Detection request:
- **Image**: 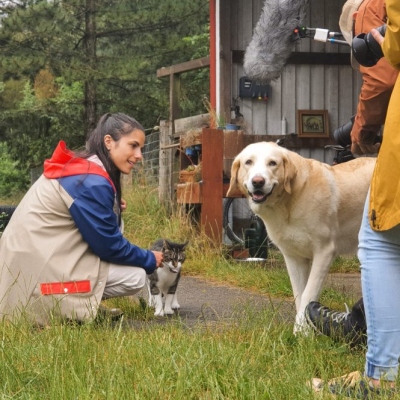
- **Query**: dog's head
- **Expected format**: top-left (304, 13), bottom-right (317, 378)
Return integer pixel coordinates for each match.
top-left (226, 142), bottom-right (297, 205)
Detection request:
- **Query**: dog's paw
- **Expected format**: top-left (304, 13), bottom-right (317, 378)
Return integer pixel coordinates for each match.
top-left (293, 312), bottom-right (313, 336)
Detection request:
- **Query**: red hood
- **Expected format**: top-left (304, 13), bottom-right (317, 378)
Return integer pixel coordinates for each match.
top-left (43, 141), bottom-right (115, 191)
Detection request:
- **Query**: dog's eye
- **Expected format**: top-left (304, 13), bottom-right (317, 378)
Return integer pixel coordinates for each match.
top-left (268, 161), bottom-right (277, 166)
top-left (245, 159), bottom-right (252, 166)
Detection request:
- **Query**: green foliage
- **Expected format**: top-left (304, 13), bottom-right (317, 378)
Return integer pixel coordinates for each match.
top-left (0, 212), bottom-right (8, 231)
top-left (0, 143), bottom-right (30, 196)
top-left (0, 0), bottom-right (210, 189)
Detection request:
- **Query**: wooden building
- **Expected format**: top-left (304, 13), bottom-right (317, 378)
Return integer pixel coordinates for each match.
top-left (212, 0), bottom-right (360, 153)
top-left (158, 0), bottom-right (362, 243)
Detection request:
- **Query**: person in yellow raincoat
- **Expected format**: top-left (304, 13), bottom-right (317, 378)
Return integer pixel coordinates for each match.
top-left (309, 0), bottom-right (400, 396)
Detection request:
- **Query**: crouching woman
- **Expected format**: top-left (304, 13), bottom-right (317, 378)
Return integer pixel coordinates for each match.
top-left (0, 113), bottom-right (163, 325)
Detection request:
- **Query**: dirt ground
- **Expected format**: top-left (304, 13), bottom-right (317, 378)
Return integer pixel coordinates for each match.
top-left (129, 272), bottom-right (362, 329)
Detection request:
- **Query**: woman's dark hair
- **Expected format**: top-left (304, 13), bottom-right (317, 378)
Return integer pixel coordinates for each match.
top-left (77, 113), bottom-right (144, 210)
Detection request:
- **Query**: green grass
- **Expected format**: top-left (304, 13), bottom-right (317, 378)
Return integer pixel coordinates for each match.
top-left (0, 180), bottom-right (381, 399)
top-left (0, 306), bottom-right (369, 399)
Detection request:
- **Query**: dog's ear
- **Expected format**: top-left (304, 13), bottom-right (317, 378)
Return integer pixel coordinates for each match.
top-left (282, 153), bottom-right (297, 194)
top-left (226, 156), bottom-right (242, 197)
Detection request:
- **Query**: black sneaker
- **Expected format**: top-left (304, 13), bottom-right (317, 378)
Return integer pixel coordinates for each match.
top-left (305, 298), bottom-right (367, 347)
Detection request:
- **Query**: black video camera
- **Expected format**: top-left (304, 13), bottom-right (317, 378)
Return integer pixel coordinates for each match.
top-left (333, 116), bottom-right (355, 147)
top-left (352, 24), bottom-right (386, 67)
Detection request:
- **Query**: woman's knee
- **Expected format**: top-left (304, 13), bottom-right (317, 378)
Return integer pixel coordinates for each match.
top-left (122, 267), bottom-right (146, 291)
top-left (134, 268), bottom-right (147, 289)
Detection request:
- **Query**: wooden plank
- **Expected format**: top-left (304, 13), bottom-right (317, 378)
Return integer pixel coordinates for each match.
top-left (325, 0), bottom-right (341, 54)
top-left (310, 65), bottom-right (325, 110)
top-left (223, 130), bottom-right (245, 177)
top-left (156, 56), bottom-right (210, 78)
top-left (170, 73), bottom-right (181, 125)
top-left (249, 0), bottom-right (268, 135)
top-left (338, 65), bottom-right (354, 125)
top-left (219, 0), bottom-right (232, 124)
top-left (296, 64), bottom-right (311, 109)
top-left (176, 183), bottom-right (202, 204)
top-left (282, 65), bottom-right (297, 135)
top-left (309, 0), bottom-right (325, 54)
top-left (266, 74), bottom-right (283, 135)
top-left (201, 129), bottom-right (224, 243)
top-left (324, 65), bottom-right (340, 134)
top-left (174, 114), bottom-right (210, 137)
top-left (241, 0), bottom-right (254, 127)
top-left (242, 0), bottom-right (253, 47)
top-left (231, 0), bottom-right (240, 50)
top-left (242, 134), bottom-right (335, 148)
top-left (252, 99), bottom-right (268, 135)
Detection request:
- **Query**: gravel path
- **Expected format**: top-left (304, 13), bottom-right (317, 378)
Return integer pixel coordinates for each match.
top-left (127, 273), bottom-right (362, 330)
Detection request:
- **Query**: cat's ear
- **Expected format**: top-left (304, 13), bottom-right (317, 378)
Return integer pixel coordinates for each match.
top-left (163, 239), bottom-right (172, 250)
top-left (182, 241), bottom-right (189, 249)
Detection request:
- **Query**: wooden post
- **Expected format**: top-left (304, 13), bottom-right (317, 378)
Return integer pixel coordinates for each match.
top-left (170, 74), bottom-right (181, 136)
top-left (219, 0), bottom-right (232, 124)
top-left (159, 120), bottom-right (174, 204)
top-left (201, 129), bottom-right (224, 243)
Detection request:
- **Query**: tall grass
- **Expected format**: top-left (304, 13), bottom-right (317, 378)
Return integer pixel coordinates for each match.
top-left (0, 179), bottom-right (376, 398)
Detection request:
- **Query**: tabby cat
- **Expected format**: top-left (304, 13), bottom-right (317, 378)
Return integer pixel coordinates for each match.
top-left (146, 239), bottom-right (188, 316)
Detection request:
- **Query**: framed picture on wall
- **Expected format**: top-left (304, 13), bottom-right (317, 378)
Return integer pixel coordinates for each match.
top-left (297, 110), bottom-right (329, 138)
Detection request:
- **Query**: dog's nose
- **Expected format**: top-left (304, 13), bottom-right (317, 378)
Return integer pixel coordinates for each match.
top-left (252, 175), bottom-right (265, 188)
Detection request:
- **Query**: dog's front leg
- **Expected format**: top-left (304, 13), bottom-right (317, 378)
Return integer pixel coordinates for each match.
top-left (283, 254), bottom-right (311, 332)
top-left (296, 250), bottom-right (336, 334)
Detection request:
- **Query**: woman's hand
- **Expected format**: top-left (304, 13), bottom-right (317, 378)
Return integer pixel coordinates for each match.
top-left (121, 198), bottom-right (127, 212)
top-left (152, 251), bottom-right (164, 268)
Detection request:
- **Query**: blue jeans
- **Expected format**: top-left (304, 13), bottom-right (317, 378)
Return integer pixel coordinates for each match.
top-left (359, 190), bottom-right (400, 381)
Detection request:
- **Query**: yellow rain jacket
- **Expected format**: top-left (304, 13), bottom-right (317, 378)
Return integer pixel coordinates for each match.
top-left (369, 0), bottom-right (400, 231)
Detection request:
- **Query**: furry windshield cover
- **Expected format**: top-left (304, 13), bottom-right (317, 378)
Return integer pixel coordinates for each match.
top-left (244, 0), bottom-right (310, 82)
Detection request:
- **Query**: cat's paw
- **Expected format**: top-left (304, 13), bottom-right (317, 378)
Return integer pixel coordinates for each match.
top-left (171, 302), bottom-right (180, 310)
top-left (154, 308), bottom-right (165, 317)
top-left (164, 307), bottom-right (175, 315)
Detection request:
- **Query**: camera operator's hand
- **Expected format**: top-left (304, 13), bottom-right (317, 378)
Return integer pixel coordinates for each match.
top-left (371, 28), bottom-right (385, 46)
top-left (351, 141), bottom-right (381, 155)
top-left (351, 127), bottom-right (381, 155)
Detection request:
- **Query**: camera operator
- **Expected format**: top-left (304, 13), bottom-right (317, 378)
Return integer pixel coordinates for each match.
top-left (342, 0), bottom-right (398, 155)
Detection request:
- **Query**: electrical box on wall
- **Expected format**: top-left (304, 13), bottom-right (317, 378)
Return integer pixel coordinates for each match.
top-left (239, 76), bottom-right (271, 101)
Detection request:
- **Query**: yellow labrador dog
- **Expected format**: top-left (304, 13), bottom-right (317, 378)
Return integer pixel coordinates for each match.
top-left (227, 142), bottom-right (376, 333)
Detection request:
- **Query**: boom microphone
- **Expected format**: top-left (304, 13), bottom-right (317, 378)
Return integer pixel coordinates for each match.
top-left (244, 0), bottom-right (310, 82)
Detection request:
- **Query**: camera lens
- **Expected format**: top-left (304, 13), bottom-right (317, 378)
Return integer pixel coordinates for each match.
top-left (333, 120), bottom-right (353, 147)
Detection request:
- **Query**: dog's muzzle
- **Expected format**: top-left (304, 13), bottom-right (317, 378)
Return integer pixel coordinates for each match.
top-left (247, 175), bottom-right (274, 204)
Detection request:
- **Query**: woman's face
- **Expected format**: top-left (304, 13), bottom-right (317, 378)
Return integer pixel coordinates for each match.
top-left (104, 128), bottom-right (145, 174)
